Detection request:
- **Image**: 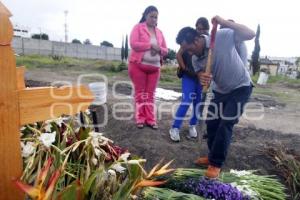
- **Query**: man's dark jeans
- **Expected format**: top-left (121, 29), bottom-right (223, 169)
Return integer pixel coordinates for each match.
top-left (206, 85), bottom-right (253, 168)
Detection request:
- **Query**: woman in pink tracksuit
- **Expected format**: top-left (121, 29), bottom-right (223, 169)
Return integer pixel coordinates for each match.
top-left (128, 5), bottom-right (168, 129)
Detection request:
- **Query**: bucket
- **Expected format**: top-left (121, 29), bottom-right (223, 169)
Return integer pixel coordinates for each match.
top-left (257, 72), bottom-right (269, 85)
top-left (88, 82), bottom-right (107, 105)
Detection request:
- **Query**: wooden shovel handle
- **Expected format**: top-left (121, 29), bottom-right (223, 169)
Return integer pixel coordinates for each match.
top-left (203, 22), bottom-right (218, 92)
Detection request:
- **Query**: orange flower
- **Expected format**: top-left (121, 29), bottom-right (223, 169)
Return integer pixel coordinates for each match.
top-left (14, 157), bottom-right (61, 200)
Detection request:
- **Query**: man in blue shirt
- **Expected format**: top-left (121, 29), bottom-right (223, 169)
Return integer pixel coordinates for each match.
top-left (176, 16), bottom-right (255, 179)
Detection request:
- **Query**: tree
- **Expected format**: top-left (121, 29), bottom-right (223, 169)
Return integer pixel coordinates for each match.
top-left (124, 35), bottom-right (129, 61)
top-left (165, 48), bottom-right (176, 60)
top-left (100, 41), bottom-right (113, 47)
top-left (31, 33), bottom-right (49, 40)
top-left (83, 39), bottom-right (92, 45)
top-left (251, 24), bottom-right (261, 75)
top-left (296, 57), bottom-right (300, 67)
top-left (72, 39), bottom-right (81, 44)
top-left (121, 36), bottom-right (125, 62)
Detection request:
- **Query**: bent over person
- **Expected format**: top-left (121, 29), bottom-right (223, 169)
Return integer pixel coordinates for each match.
top-left (176, 16), bottom-right (255, 178)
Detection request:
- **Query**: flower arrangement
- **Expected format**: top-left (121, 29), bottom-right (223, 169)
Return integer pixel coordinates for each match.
top-left (15, 113), bottom-right (174, 200)
top-left (15, 113), bottom-right (288, 200)
top-left (142, 168), bottom-right (287, 200)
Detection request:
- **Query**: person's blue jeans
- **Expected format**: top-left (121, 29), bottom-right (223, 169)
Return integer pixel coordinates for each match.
top-left (172, 74), bottom-right (202, 129)
top-left (206, 85), bottom-right (253, 167)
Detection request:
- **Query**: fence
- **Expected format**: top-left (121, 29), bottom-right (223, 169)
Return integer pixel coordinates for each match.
top-left (12, 37), bottom-right (122, 60)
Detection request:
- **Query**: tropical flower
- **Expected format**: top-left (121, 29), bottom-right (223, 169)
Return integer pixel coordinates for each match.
top-left (14, 157), bottom-right (61, 200)
top-left (45, 117), bottom-right (69, 127)
top-left (39, 132), bottom-right (56, 147)
top-left (111, 163), bottom-right (126, 173)
top-left (21, 142), bottom-right (35, 158)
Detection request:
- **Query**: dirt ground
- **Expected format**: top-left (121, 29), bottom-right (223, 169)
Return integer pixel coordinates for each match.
top-left (25, 68), bottom-right (300, 190)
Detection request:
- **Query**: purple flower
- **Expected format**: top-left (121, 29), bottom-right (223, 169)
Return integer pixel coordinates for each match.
top-left (180, 177), bottom-right (251, 200)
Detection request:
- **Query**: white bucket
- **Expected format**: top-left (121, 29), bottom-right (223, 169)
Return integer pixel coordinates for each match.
top-left (88, 82), bottom-right (107, 105)
top-left (257, 72), bottom-right (269, 85)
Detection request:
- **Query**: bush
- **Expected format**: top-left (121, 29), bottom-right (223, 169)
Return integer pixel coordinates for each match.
top-left (105, 63), bottom-right (127, 72)
top-left (51, 55), bottom-right (63, 61)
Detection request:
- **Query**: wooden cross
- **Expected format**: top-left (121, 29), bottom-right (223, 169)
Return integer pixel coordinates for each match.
top-left (0, 3), bottom-right (94, 199)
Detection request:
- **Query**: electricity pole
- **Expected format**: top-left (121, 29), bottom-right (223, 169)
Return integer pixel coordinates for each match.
top-left (64, 10), bottom-right (68, 43)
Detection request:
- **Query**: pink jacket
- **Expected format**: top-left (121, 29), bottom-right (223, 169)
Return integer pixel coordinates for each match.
top-left (129, 22), bottom-right (168, 64)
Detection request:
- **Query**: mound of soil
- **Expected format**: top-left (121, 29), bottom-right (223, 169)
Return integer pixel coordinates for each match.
top-left (92, 102), bottom-right (300, 174)
top-left (25, 80), bottom-right (51, 87)
top-left (250, 95), bottom-right (286, 108)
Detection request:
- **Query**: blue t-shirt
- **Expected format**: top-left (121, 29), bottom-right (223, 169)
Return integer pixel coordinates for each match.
top-left (192, 28), bottom-right (251, 94)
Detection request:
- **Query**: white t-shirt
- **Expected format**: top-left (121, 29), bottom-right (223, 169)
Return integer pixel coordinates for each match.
top-left (142, 35), bottom-right (161, 67)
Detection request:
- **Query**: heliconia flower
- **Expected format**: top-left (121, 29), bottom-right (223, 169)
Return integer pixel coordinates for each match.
top-left (44, 169), bottom-right (61, 199)
top-left (14, 157), bottom-right (62, 200)
top-left (147, 160), bottom-right (175, 178)
top-left (39, 132), bottom-right (56, 147)
top-left (132, 180), bottom-right (167, 194)
top-left (134, 180), bottom-right (167, 189)
top-left (37, 157), bottom-right (54, 189)
top-left (21, 141), bottom-right (35, 158)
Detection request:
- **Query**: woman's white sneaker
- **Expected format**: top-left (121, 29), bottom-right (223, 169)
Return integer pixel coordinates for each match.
top-left (188, 125), bottom-right (198, 138)
top-left (169, 128), bottom-right (180, 142)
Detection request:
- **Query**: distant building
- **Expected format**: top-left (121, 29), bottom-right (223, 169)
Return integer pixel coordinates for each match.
top-left (259, 57), bottom-right (279, 76)
top-left (259, 56), bottom-right (298, 78)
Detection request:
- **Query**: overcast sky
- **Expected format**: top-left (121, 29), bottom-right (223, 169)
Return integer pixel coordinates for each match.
top-left (2, 0), bottom-right (300, 57)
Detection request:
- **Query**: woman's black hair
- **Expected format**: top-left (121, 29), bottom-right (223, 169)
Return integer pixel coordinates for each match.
top-left (139, 5), bottom-right (158, 23)
top-left (195, 17), bottom-right (210, 30)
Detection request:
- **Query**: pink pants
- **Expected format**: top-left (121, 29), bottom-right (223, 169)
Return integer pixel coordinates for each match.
top-left (128, 62), bottom-right (160, 125)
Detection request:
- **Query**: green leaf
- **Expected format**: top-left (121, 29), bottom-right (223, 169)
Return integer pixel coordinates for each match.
top-left (83, 168), bottom-right (104, 195)
top-left (112, 162), bottom-right (143, 200)
top-left (142, 187), bottom-right (205, 200)
top-left (78, 127), bottom-right (90, 140)
top-left (56, 180), bottom-right (84, 200)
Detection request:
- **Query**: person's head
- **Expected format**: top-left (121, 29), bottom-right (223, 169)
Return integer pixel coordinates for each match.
top-left (176, 27), bottom-right (206, 56)
top-left (195, 17), bottom-right (210, 35)
top-left (139, 6), bottom-right (158, 27)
